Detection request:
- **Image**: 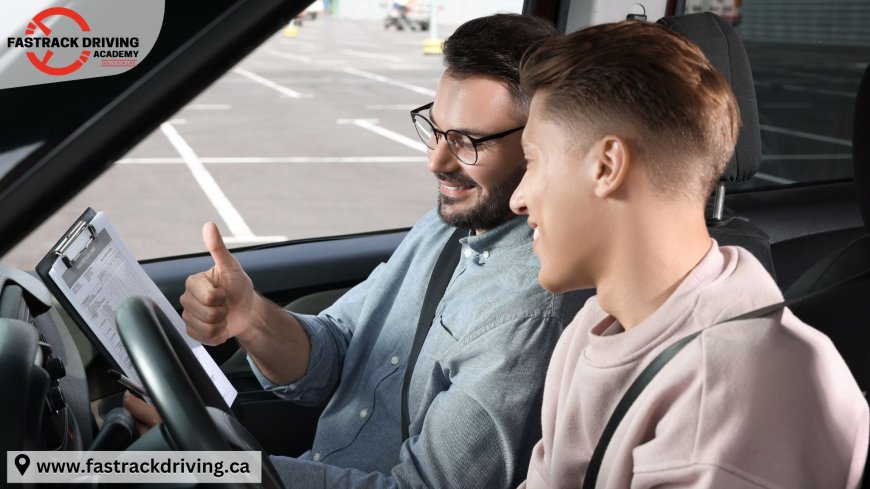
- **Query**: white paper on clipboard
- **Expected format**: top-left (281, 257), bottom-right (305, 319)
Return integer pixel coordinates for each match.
top-left (48, 211), bottom-right (237, 407)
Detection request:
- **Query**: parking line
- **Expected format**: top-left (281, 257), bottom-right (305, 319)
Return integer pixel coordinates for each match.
top-left (754, 172), bottom-right (797, 185)
top-left (278, 38), bottom-right (317, 49)
top-left (753, 67), bottom-right (857, 85)
top-left (339, 67), bottom-right (436, 97)
top-left (339, 49), bottom-right (404, 62)
top-left (159, 122), bottom-right (286, 242)
top-left (335, 38), bottom-right (385, 49)
top-left (187, 104), bottom-right (232, 110)
top-left (365, 104), bottom-right (419, 110)
top-left (118, 156), bottom-right (428, 164)
top-left (263, 48), bottom-right (312, 63)
top-left (781, 84), bottom-right (855, 98)
top-left (205, 156), bottom-right (427, 163)
top-left (387, 64), bottom-right (443, 70)
top-left (760, 125), bottom-right (852, 147)
top-left (117, 158), bottom-right (182, 164)
top-left (760, 103), bottom-right (815, 109)
top-left (761, 154), bottom-right (851, 160)
top-left (754, 80), bottom-right (855, 98)
top-left (234, 68), bottom-right (305, 98)
top-left (337, 118), bottom-right (428, 152)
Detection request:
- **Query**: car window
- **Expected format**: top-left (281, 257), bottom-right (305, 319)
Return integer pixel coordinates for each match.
top-left (685, 0), bottom-right (870, 191)
top-left (1, 1), bottom-right (524, 268)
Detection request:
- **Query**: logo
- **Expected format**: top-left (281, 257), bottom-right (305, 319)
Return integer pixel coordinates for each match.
top-left (25, 7), bottom-right (91, 76)
top-left (15, 454), bottom-right (31, 476)
top-left (7, 7), bottom-right (142, 77)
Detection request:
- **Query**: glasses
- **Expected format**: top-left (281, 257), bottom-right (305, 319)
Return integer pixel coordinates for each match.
top-left (410, 102), bottom-right (524, 165)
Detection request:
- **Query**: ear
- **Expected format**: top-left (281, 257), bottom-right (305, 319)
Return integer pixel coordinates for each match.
top-left (592, 135), bottom-right (630, 198)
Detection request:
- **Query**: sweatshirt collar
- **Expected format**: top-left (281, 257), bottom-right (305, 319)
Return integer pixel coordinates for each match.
top-left (583, 239), bottom-right (724, 366)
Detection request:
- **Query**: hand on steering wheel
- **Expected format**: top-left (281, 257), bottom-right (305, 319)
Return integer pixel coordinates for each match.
top-left (115, 297), bottom-right (284, 488)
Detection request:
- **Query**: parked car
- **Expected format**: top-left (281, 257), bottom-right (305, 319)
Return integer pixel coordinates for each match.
top-left (685, 0), bottom-right (741, 25)
top-left (383, 1), bottom-right (430, 31)
top-left (302, 0), bottom-right (324, 20)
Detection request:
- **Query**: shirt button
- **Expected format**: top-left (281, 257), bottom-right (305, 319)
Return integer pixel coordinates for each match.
top-left (313, 453), bottom-right (321, 461)
top-left (391, 356), bottom-right (399, 365)
top-left (464, 248), bottom-right (473, 258)
top-left (360, 409), bottom-right (369, 418)
top-left (482, 250), bottom-right (490, 259)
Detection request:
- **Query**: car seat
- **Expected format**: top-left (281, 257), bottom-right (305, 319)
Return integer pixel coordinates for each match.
top-left (657, 13), bottom-right (775, 279)
top-left (782, 64), bottom-right (870, 395)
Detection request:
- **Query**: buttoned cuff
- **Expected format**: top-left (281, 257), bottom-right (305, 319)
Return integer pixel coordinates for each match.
top-left (247, 311), bottom-right (334, 404)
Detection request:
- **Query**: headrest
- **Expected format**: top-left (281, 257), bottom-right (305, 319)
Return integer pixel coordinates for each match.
top-left (657, 13), bottom-right (761, 185)
top-left (854, 65), bottom-right (870, 229)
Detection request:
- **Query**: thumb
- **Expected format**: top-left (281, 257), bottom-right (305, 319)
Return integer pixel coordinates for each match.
top-left (202, 222), bottom-right (238, 271)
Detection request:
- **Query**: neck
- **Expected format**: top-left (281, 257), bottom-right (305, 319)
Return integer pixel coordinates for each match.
top-left (474, 211), bottom-right (518, 236)
top-left (595, 202), bottom-right (711, 331)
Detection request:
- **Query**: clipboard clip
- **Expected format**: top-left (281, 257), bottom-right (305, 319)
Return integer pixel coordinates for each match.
top-left (53, 220), bottom-right (97, 269)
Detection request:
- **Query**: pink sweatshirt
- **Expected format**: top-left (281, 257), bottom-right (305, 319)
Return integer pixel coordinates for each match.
top-left (522, 242), bottom-right (869, 488)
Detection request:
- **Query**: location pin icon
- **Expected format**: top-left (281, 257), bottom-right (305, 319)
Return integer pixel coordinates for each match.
top-left (15, 454), bottom-right (30, 475)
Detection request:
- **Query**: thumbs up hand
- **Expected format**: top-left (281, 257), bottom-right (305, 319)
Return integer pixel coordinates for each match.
top-left (180, 223), bottom-right (255, 345)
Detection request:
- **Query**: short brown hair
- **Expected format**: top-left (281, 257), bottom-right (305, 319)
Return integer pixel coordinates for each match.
top-left (519, 21), bottom-right (739, 200)
top-left (443, 14), bottom-right (557, 119)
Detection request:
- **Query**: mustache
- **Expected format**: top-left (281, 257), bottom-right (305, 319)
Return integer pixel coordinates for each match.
top-left (435, 172), bottom-right (477, 187)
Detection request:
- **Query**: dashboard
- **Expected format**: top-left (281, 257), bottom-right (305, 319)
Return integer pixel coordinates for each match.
top-left (0, 260), bottom-right (326, 467)
top-left (0, 264), bottom-right (93, 453)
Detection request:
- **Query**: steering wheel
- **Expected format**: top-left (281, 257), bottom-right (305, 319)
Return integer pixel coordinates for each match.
top-left (115, 296), bottom-right (284, 489)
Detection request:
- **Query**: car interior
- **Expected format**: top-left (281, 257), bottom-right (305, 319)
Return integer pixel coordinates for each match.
top-left (0, 0), bottom-right (867, 486)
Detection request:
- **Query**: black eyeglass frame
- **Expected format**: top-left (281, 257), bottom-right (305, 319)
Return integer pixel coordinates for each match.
top-left (410, 102), bottom-right (525, 165)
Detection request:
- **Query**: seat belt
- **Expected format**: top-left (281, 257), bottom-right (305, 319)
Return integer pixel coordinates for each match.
top-left (401, 227), bottom-right (466, 441)
top-left (583, 268), bottom-right (870, 489)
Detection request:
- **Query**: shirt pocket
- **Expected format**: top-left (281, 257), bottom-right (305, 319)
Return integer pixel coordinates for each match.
top-left (438, 313), bottom-right (460, 341)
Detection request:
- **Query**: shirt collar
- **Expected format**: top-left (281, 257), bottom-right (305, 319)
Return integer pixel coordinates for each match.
top-left (459, 214), bottom-right (531, 254)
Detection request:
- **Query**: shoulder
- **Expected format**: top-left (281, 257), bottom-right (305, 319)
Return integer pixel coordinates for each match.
top-left (446, 279), bottom-right (588, 346)
top-left (389, 208), bottom-right (459, 261)
top-left (658, 311), bottom-right (870, 485)
top-left (448, 294), bottom-right (597, 369)
top-left (696, 309), bottom-right (854, 385)
top-left (691, 310), bottom-right (866, 443)
top-left (402, 208), bottom-right (452, 243)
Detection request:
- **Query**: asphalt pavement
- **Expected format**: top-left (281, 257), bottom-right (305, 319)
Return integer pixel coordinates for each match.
top-left (4, 18), bottom-right (450, 268)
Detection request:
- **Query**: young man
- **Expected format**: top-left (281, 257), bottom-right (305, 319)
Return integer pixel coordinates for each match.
top-left (510, 21), bottom-right (869, 488)
top-left (127, 14), bottom-right (588, 489)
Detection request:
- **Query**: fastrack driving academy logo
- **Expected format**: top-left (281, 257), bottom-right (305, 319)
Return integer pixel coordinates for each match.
top-left (7, 7), bottom-right (141, 76)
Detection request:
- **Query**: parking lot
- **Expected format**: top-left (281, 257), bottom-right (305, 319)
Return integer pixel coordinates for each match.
top-left (2, 16), bottom-right (868, 269)
top-left (4, 18), bottom-right (450, 267)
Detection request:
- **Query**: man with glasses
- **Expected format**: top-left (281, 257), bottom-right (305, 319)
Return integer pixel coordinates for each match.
top-left (411, 102), bottom-right (525, 166)
top-left (129, 13), bottom-right (588, 489)
top-left (411, 101), bottom-right (529, 231)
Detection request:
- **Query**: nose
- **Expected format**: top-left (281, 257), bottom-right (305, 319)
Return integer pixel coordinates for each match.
top-left (426, 137), bottom-right (461, 174)
top-left (510, 174), bottom-right (529, 215)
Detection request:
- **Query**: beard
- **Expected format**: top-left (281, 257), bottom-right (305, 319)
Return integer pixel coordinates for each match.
top-left (436, 165), bottom-right (525, 231)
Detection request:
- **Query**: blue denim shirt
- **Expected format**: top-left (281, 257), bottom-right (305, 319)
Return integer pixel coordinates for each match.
top-left (250, 209), bottom-right (589, 488)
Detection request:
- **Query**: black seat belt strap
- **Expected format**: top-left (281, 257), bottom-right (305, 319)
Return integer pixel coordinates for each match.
top-left (583, 267), bottom-right (870, 488)
top-left (401, 227), bottom-right (466, 441)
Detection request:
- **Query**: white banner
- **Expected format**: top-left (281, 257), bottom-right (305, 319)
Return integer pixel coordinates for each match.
top-left (6, 451), bottom-right (262, 484)
top-left (0, 1), bottom-right (164, 89)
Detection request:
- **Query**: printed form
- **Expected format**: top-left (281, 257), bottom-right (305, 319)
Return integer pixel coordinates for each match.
top-left (48, 212), bottom-right (237, 406)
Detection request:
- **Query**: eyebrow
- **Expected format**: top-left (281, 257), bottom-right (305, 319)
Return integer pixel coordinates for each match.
top-left (429, 107), bottom-right (486, 138)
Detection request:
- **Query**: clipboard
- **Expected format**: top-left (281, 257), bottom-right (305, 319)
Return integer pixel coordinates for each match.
top-left (36, 207), bottom-right (121, 372)
top-left (36, 207), bottom-right (238, 406)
